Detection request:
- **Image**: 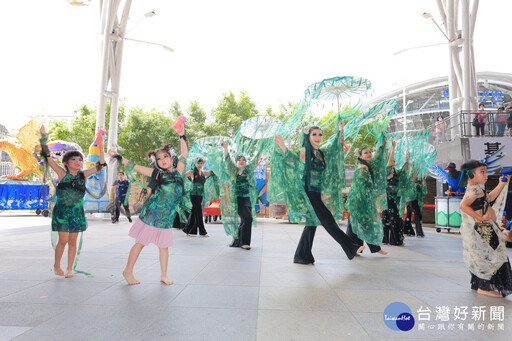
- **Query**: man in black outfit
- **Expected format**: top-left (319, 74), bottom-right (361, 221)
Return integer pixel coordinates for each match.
top-left (112, 171), bottom-right (132, 223)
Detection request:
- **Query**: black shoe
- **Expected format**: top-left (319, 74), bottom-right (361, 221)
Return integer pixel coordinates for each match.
top-left (128, 217), bottom-right (132, 223)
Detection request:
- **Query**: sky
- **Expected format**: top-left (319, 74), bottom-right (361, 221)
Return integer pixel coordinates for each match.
top-left (1, 0), bottom-right (511, 131)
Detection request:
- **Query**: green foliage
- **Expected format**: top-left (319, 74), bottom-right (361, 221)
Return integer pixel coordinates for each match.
top-left (49, 103), bottom-right (126, 152)
top-left (211, 91), bottom-right (259, 136)
top-left (49, 105), bottom-right (96, 151)
top-left (118, 108), bottom-right (178, 166)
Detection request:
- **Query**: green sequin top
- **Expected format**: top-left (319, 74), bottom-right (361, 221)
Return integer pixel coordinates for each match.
top-left (268, 132), bottom-right (346, 225)
top-left (139, 168), bottom-right (184, 229)
top-left (190, 173), bottom-right (206, 196)
top-left (306, 156), bottom-right (325, 193)
top-left (52, 171), bottom-right (87, 232)
top-left (235, 172), bottom-right (250, 197)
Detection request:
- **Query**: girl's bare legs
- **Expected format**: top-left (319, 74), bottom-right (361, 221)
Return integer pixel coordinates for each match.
top-left (159, 247), bottom-right (173, 285)
top-left (54, 232), bottom-right (68, 276)
top-left (123, 243), bottom-right (144, 285)
top-left (65, 233), bottom-right (79, 278)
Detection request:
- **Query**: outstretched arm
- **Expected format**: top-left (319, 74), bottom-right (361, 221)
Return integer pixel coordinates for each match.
top-left (39, 125), bottom-right (67, 179)
top-left (387, 140), bottom-right (396, 167)
top-left (176, 131), bottom-right (188, 175)
top-left (488, 175), bottom-right (511, 202)
top-left (108, 150), bottom-right (154, 177)
top-left (274, 135), bottom-right (287, 153)
top-left (220, 140), bottom-right (229, 157)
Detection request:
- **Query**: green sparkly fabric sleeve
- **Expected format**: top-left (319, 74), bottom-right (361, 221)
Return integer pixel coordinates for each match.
top-left (268, 147), bottom-right (321, 226)
top-left (346, 167), bottom-right (383, 245)
top-left (320, 132), bottom-right (346, 219)
top-left (369, 142), bottom-right (388, 212)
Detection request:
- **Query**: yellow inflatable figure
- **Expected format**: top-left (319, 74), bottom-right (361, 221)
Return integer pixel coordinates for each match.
top-left (0, 118), bottom-right (41, 181)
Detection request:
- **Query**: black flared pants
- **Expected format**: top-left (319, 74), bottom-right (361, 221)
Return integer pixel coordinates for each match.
top-left (231, 196), bottom-right (252, 247)
top-left (293, 191), bottom-right (359, 264)
top-left (403, 200), bottom-right (424, 237)
top-left (183, 195), bottom-right (208, 235)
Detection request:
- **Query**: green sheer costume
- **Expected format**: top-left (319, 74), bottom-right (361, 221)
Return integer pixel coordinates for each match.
top-left (401, 167), bottom-right (419, 203)
top-left (268, 131), bottom-right (346, 225)
top-left (217, 149), bottom-right (263, 238)
top-left (416, 180), bottom-right (428, 208)
top-left (345, 141), bottom-right (388, 245)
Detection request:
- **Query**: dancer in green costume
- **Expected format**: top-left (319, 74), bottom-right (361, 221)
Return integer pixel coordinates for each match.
top-left (219, 140), bottom-right (263, 250)
top-left (183, 158), bottom-right (212, 237)
top-left (402, 165), bottom-right (427, 237)
top-left (345, 138), bottom-right (391, 255)
top-left (40, 125), bottom-right (106, 278)
top-left (273, 121), bottom-right (359, 264)
top-left (109, 127), bottom-right (188, 286)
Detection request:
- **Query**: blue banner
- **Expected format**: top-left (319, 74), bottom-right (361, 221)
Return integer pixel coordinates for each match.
top-left (0, 182), bottom-right (49, 210)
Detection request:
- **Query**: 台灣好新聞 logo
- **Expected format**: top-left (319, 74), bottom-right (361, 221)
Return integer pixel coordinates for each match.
top-left (383, 302), bottom-right (415, 331)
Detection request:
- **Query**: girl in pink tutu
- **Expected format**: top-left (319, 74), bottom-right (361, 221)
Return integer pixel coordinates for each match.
top-left (108, 128), bottom-right (188, 285)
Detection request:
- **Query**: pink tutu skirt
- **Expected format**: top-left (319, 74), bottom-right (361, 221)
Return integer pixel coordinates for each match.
top-left (128, 218), bottom-right (174, 248)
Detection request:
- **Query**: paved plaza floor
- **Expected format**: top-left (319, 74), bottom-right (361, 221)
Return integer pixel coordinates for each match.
top-left (0, 213), bottom-right (511, 340)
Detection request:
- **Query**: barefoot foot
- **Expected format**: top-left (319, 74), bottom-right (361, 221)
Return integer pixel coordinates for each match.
top-left (54, 266), bottom-right (64, 276)
top-left (357, 245), bottom-right (366, 254)
top-left (377, 250), bottom-right (388, 255)
top-left (65, 270), bottom-right (74, 278)
top-left (203, 234), bottom-right (209, 238)
top-left (477, 289), bottom-right (502, 298)
top-left (160, 277), bottom-right (174, 286)
top-left (123, 270), bottom-right (140, 285)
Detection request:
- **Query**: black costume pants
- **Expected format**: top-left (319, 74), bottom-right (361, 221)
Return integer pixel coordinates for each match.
top-left (345, 218), bottom-right (382, 253)
top-left (403, 200), bottom-right (424, 237)
top-left (382, 196), bottom-right (404, 245)
top-left (231, 196), bottom-right (252, 247)
top-left (114, 196), bottom-right (131, 221)
top-left (183, 195), bottom-right (208, 235)
top-left (294, 191), bottom-right (359, 264)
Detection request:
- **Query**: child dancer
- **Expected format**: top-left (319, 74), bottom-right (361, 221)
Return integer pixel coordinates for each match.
top-left (459, 160), bottom-right (512, 297)
top-left (109, 128), bottom-right (188, 285)
top-left (40, 125), bottom-right (106, 278)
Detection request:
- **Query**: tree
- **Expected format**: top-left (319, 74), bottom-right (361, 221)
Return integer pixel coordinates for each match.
top-left (211, 91), bottom-right (259, 136)
top-left (49, 103), bottom-right (125, 152)
top-left (117, 108), bottom-right (178, 167)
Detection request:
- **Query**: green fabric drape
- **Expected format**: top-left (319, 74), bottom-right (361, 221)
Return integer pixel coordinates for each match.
top-left (268, 132), bottom-right (346, 225)
top-left (346, 141), bottom-right (388, 245)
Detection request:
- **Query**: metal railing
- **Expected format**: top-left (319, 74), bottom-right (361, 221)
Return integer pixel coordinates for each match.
top-left (428, 110), bottom-right (512, 145)
top-left (0, 162), bottom-right (19, 177)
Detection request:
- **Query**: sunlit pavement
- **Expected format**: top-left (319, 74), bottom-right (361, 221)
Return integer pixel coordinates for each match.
top-left (0, 213), bottom-right (511, 340)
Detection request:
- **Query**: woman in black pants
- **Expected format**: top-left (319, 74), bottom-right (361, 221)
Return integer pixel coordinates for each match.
top-left (183, 158), bottom-right (211, 237)
top-left (220, 140), bottom-right (262, 250)
top-left (274, 121), bottom-right (360, 264)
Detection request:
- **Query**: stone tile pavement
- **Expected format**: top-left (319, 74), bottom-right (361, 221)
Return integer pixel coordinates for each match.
top-left (0, 213), bottom-right (511, 340)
